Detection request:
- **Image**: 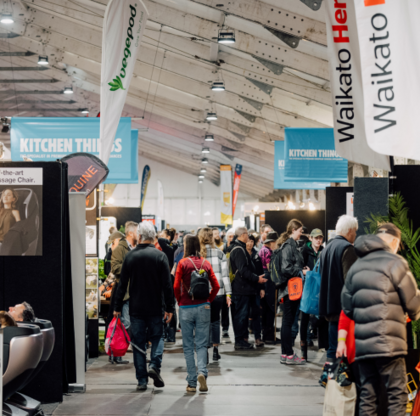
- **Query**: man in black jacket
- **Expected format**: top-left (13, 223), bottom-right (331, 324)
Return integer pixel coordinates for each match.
top-left (230, 227), bottom-right (267, 350)
top-left (342, 223), bottom-right (420, 416)
top-left (114, 222), bottom-right (174, 391)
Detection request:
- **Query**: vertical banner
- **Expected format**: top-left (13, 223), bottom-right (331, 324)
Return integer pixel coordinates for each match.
top-left (324, 0), bottom-right (390, 171)
top-left (353, 1), bottom-right (420, 161)
top-left (100, 0), bottom-right (148, 165)
top-left (232, 164), bottom-right (242, 218)
top-left (157, 180), bottom-right (164, 219)
top-left (220, 165), bottom-right (232, 225)
top-left (140, 165), bottom-right (151, 210)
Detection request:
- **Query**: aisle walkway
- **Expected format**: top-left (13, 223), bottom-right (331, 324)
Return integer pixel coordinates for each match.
top-left (53, 331), bottom-right (326, 415)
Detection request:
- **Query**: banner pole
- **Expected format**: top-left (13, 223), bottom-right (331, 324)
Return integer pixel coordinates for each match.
top-left (389, 156), bottom-right (395, 197)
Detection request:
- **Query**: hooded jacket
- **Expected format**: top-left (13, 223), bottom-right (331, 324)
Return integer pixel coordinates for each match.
top-left (301, 241), bottom-right (323, 271)
top-left (342, 235), bottom-right (420, 360)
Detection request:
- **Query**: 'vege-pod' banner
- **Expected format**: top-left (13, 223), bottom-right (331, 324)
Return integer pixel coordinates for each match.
top-left (140, 165), bottom-right (151, 210)
top-left (220, 165), bottom-right (232, 225)
top-left (11, 118), bottom-right (138, 184)
top-left (274, 141), bottom-right (330, 190)
top-left (232, 164), bottom-right (242, 218)
top-left (353, 1), bottom-right (420, 160)
top-left (100, 0), bottom-right (148, 165)
top-left (324, 0), bottom-right (390, 171)
top-left (284, 128), bottom-right (348, 183)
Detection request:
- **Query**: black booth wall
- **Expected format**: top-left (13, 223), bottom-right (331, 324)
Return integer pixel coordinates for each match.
top-left (325, 187), bottom-right (353, 239)
top-left (0, 161), bottom-right (76, 403)
top-left (101, 206), bottom-right (142, 230)
top-left (265, 210), bottom-right (326, 236)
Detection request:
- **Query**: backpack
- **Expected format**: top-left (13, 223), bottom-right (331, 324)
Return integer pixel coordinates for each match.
top-left (268, 246), bottom-right (287, 289)
top-left (300, 259), bottom-right (321, 315)
top-left (105, 316), bottom-right (131, 359)
top-left (184, 258), bottom-right (210, 300)
top-left (227, 246), bottom-right (247, 283)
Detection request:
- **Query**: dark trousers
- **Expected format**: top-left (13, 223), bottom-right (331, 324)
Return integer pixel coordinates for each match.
top-left (130, 315), bottom-right (163, 385)
top-left (281, 295), bottom-right (300, 356)
top-left (261, 297), bottom-right (275, 341)
top-left (210, 295), bottom-right (225, 345)
top-left (317, 317), bottom-right (329, 349)
top-left (232, 294), bottom-right (261, 343)
top-left (300, 312), bottom-right (310, 343)
top-left (327, 321), bottom-right (339, 360)
top-left (221, 297), bottom-right (230, 331)
top-left (358, 356), bottom-right (407, 416)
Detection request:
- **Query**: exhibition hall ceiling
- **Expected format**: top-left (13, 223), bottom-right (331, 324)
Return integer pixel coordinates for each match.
top-left (0, 0), bottom-right (332, 199)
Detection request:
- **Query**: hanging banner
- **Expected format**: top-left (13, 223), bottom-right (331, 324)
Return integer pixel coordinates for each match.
top-left (11, 118), bottom-right (138, 184)
top-left (353, 1), bottom-right (420, 161)
top-left (140, 165), bottom-right (151, 210)
top-left (100, 0), bottom-right (148, 165)
top-left (232, 164), bottom-right (242, 218)
top-left (324, 0), bottom-right (390, 171)
top-left (284, 128), bottom-right (348, 183)
top-left (157, 180), bottom-right (164, 219)
top-left (220, 165), bottom-right (232, 225)
top-left (274, 141), bottom-right (330, 190)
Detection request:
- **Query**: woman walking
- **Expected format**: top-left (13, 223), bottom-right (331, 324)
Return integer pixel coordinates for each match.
top-left (198, 227), bottom-right (232, 361)
top-left (277, 219), bottom-right (309, 365)
top-left (174, 235), bottom-right (220, 393)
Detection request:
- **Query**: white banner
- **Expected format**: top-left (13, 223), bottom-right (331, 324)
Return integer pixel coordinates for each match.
top-left (353, 1), bottom-right (420, 160)
top-left (99, 0), bottom-right (148, 165)
top-left (220, 165), bottom-right (232, 225)
top-left (324, 0), bottom-right (390, 171)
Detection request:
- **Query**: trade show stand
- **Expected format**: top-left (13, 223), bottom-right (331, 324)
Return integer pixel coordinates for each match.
top-left (325, 187), bottom-right (353, 241)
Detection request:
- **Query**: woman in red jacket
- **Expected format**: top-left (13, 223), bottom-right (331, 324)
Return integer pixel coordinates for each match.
top-left (174, 235), bottom-right (220, 394)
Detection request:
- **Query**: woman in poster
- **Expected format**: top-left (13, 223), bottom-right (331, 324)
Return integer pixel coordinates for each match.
top-left (0, 189), bottom-right (21, 244)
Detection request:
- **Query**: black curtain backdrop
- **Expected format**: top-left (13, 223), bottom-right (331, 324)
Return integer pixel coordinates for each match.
top-left (101, 206), bottom-right (142, 230)
top-left (325, 187), bottom-right (353, 240)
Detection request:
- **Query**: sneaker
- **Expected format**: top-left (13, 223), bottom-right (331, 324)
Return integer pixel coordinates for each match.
top-left (234, 340), bottom-right (254, 350)
top-left (255, 339), bottom-right (265, 348)
top-left (280, 354), bottom-right (287, 364)
top-left (319, 362), bottom-right (333, 388)
top-left (213, 346), bottom-right (221, 361)
top-left (222, 330), bottom-right (229, 338)
top-left (286, 354), bottom-right (306, 365)
top-left (186, 385), bottom-right (196, 393)
top-left (136, 384), bottom-right (147, 391)
top-left (148, 367), bottom-right (164, 388)
top-left (197, 374), bottom-right (208, 392)
top-left (112, 356), bottom-right (129, 364)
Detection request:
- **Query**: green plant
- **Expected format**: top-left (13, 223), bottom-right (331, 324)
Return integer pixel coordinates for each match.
top-left (108, 76), bottom-right (125, 91)
top-left (98, 259), bottom-right (107, 281)
top-left (119, 225), bottom-right (125, 234)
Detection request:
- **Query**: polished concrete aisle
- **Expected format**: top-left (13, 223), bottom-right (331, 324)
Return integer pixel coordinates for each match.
top-left (53, 333), bottom-right (326, 415)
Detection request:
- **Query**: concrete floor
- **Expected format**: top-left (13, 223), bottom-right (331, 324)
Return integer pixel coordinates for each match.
top-left (53, 329), bottom-right (327, 416)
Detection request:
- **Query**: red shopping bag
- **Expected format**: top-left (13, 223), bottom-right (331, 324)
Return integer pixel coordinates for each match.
top-left (105, 316), bottom-right (130, 358)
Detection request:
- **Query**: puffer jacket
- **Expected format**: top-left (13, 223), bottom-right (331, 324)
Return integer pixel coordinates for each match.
top-left (342, 234), bottom-right (420, 361)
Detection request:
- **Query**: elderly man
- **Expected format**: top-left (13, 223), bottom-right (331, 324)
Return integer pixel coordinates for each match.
top-left (342, 223), bottom-right (420, 416)
top-left (114, 222), bottom-right (174, 391)
top-left (230, 227), bottom-right (267, 350)
top-left (223, 228), bottom-right (235, 254)
top-left (318, 215), bottom-right (358, 386)
top-left (8, 302), bottom-right (35, 322)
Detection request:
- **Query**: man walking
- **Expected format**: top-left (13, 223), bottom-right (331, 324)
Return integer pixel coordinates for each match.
top-left (342, 223), bottom-right (420, 416)
top-left (230, 227), bottom-right (267, 350)
top-left (114, 222), bottom-right (174, 391)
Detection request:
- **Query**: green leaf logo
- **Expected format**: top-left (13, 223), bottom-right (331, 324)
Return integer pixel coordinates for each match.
top-left (108, 75), bottom-right (125, 91)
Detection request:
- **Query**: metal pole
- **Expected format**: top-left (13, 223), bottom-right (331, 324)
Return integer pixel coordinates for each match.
top-left (274, 289), bottom-right (278, 344)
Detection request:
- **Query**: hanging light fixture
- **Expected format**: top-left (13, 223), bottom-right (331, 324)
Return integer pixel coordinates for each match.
top-left (211, 81), bottom-right (225, 91)
top-left (198, 174), bottom-right (205, 179)
top-left (63, 86), bottom-right (73, 94)
top-left (206, 112), bottom-right (217, 121)
top-left (309, 202), bottom-right (316, 211)
top-left (0, 12), bottom-right (13, 24)
top-left (80, 108), bottom-right (89, 114)
top-left (37, 55), bottom-right (48, 65)
top-left (200, 168), bottom-right (207, 173)
top-left (198, 179), bottom-right (203, 184)
top-left (217, 29), bottom-right (235, 44)
top-left (201, 147), bottom-right (210, 154)
top-left (201, 158), bottom-right (209, 164)
top-left (204, 134), bottom-right (214, 142)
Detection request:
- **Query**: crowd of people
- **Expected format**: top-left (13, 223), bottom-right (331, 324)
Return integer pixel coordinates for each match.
top-left (102, 217), bottom-right (420, 414)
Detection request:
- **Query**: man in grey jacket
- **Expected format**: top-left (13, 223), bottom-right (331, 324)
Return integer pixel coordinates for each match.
top-left (342, 223), bottom-right (420, 416)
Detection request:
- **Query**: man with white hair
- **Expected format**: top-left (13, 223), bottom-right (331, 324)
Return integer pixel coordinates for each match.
top-left (223, 228), bottom-right (235, 254)
top-left (114, 221), bottom-right (174, 391)
top-left (318, 215), bottom-right (359, 386)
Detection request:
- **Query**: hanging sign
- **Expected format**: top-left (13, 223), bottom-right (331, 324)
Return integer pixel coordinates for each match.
top-left (220, 165), bottom-right (232, 225)
top-left (140, 165), bottom-right (151, 210)
top-left (274, 141), bottom-right (330, 190)
top-left (324, 0), bottom-right (390, 171)
top-left (232, 164), bottom-right (242, 218)
top-left (157, 180), bottom-right (164, 219)
top-left (10, 118), bottom-right (138, 184)
top-left (352, 1), bottom-right (420, 161)
top-left (283, 128), bottom-right (348, 183)
top-left (100, 0), bottom-right (148, 165)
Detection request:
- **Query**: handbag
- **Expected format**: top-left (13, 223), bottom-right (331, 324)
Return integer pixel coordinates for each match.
top-left (300, 259), bottom-right (321, 315)
top-left (288, 272), bottom-right (304, 301)
top-left (105, 316), bottom-right (131, 359)
top-left (323, 360), bottom-right (357, 416)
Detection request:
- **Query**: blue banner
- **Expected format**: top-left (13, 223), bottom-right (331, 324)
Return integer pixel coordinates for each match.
top-left (274, 141), bottom-right (330, 190)
top-left (284, 128), bottom-right (348, 183)
top-left (10, 117), bottom-right (138, 184)
top-left (140, 165), bottom-right (151, 210)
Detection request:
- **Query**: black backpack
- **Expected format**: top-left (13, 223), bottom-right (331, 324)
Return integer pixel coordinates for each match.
top-left (268, 246), bottom-right (287, 289)
top-left (184, 258), bottom-right (210, 300)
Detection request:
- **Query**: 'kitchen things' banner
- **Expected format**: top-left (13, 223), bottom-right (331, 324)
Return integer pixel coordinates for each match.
top-left (274, 141), bottom-right (330, 190)
top-left (284, 128), bottom-right (348, 183)
top-left (11, 118), bottom-right (138, 184)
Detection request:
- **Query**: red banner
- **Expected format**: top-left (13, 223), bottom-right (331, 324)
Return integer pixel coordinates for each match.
top-left (232, 164), bottom-right (242, 217)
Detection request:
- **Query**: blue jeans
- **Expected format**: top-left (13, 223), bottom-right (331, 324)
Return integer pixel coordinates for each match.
top-left (327, 321), bottom-right (339, 360)
top-left (130, 315), bottom-right (163, 385)
top-left (121, 300), bottom-right (131, 330)
top-left (179, 304), bottom-right (211, 387)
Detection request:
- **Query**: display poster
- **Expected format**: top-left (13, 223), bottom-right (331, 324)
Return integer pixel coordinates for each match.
top-left (353, 1), bottom-right (420, 162)
top-left (324, 0), bottom-right (390, 171)
top-left (220, 165), bottom-right (233, 225)
top-left (346, 193), bottom-right (354, 217)
top-left (10, 118), bottom-right (138, 184)
top-left (86, 190), bottom-right (98, 257)
top-left (274, 141), bottom-right (330, 190)
top-left (86, 257), bottom-right (99, 319)
top-left (232, 164), bottom-right (242, 218)
top-left (0, 167), bottom-right (43, 256)
top-left (284, 128), bottom-right (348, 183)
top-left (142, 214), bottom-right (155, 225)
top-left (140, 165), bottom-right (151, 210)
